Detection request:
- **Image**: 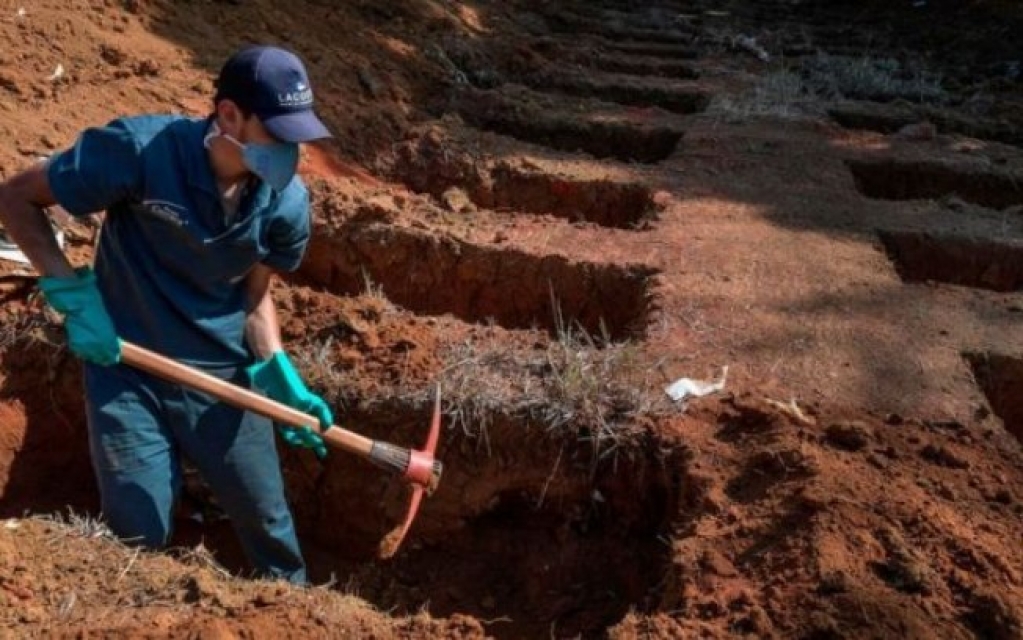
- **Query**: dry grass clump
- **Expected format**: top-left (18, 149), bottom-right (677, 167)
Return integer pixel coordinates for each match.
top-left (0, 294), bottom-right (59, 352)
top-left (428, 299), bottom-right (669, 473)
top-left (710, 53), bottom-right (946, 120)
top-left (711, 68), bottom-right (812, 119)
top-left (800, 53), bottom-right (946, 103)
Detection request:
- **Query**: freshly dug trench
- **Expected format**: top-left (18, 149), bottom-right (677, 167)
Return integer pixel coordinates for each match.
top-left (389, 142), bottom-right (661, 228)
top-left (451, 90), bottom-right (685, 163)
top-left (301, 223), bottom-right (658, 339)
top-left (0, 339), bottom-right (686, 639)
top-left (465, 112), bottom-right (683, 163)
top-left (486, 165), bottom-right (660, 227)
top-left (877, 230), bottom-right (1023, 292)
top-left (847, 158), bottom-right (1023, 209)
top-left (284, 398), bottom-right (687, 639)
top-left (532, 72), bottom-right (712, 115)
top-left (828, 102), bottom-right (1023, 147)
top-left (545, 11), bottom-right (693, 45)
top-left (603, 42), bottom-right (700, 60)
top-left (592, 54), bottom-right (701, 79)
top-left (965, 352), bottom-right (1023, 444)
top-left (599, 28), bottom-right (693, 45)
top-left (0, 342), bottom-right (96, 519)
top-left (595, 7), bottom-right (689, 33)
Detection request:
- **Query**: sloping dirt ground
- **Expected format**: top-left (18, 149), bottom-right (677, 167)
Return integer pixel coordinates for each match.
top-left (1, 0), bottom-right (1023, 638)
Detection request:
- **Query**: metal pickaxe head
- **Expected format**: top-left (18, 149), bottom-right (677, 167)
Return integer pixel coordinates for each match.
top-left (370, 384), bottom-right (444, 559)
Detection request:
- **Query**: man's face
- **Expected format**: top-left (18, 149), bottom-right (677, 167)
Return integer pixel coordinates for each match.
top-left (211, 100), bottom-right (282, 181)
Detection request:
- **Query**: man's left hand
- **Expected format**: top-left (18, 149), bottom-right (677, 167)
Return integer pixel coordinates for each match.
top-left (246, 350), bottom-right (331, 459)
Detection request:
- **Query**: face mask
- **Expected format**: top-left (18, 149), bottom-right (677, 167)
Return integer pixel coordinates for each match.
top-left (204, 122), bottom-right (299, 191)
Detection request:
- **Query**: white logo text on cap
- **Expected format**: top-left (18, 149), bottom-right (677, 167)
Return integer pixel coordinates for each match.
top-left (278, 81), bottom-right (313, 108)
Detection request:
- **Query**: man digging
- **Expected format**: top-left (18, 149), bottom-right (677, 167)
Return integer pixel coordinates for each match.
top-left (0, 45), bottom-right (334, 585)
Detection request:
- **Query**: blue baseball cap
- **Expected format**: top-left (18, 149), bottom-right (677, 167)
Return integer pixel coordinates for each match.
top-left (214, 45), bottom-right (331, 143)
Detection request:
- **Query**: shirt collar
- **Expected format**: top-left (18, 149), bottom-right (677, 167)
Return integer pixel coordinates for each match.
top-left (181, 116), bottom-right (274, 215)
top-left (179, 116), bottom-right (219, 197)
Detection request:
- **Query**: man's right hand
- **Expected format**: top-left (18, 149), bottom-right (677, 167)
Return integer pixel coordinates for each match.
top-left (39, 267), bottom-right (121, 366)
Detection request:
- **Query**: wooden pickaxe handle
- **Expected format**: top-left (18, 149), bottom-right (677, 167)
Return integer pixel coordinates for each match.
top-left (119, 341), bottom-right (442, 494)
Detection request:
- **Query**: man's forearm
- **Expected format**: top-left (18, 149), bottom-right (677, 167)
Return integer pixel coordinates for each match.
top-left (244, 265), bottom-right (284, 360)
top-left (0, 166), bottom-right (75, 278)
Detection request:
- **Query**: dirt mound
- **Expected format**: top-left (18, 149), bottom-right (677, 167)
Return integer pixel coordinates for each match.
top-left (0, 516), bottom-right (484, 638)
top-left (2, 0), bottom-right (1023, 638)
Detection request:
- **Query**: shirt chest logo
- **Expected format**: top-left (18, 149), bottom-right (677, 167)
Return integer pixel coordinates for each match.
top-left (141, 200), bottom-right (187, 227)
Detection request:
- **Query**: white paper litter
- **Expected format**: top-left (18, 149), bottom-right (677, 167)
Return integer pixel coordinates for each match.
top-left (734, 35), bottom-right (771, 62)
top-left (16, 7), bottom-right (26, 19)
top-left (665, 365), bottom-right (729, 403)
top-left (47, 64), bottom-right (64, 82)
top-left (3, 519), bottom-right (20, 530)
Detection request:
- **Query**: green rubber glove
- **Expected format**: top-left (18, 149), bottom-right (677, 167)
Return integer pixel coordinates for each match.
top-left (38, 267), bottom-right (121, 366)
top-left (247, 351), bottom-right (331, 459)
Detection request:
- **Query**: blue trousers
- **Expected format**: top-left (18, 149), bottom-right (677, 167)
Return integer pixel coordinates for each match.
top-left (82, 361), bottom-right (306, 584)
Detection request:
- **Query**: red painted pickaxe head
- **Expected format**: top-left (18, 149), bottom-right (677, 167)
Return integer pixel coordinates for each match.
top-left (371, 384), bottom-right (444, 559)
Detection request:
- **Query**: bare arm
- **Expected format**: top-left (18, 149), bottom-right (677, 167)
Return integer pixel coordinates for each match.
top-left (244, 263), bottom-right (284, 360)
top-left (0, 163), bottom-right (76, 278)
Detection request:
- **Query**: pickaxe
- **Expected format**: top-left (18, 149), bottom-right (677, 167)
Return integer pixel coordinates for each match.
top-left (119, 340), bottom-right (443, 559)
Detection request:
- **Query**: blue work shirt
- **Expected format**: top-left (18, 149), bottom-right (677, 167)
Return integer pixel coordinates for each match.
top-left (46, 115), bottom-right (311, 367)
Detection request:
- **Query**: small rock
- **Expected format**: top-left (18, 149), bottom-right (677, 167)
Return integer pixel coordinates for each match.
top-left (818, 570), bottom-right (850, 595)
top-left (874, 556), bottom-right (934, 595)
top-left (133, 58), bottom-right (161, 77)
top-left (806, 612), bottom-right (841, 636)
top-left (700, 549), bottom-right (739, 578)
top-left (892, 121), bottom-right (937, 141)
top-left (440, 187), bottom-right (475, 213)
top-left (252, 590), bottom-right (279, 607)
top-left (357, 67), bottom-right (384, 99)
top-left (99, 44), bottom-right (127, 66)
top-left (0, 72), bottom-right (22, 95)
top-left (884, 413), bottom-right (904, 426)
top-left (920, 444), bottom-right (970, 469)
top-left (936, 482), bottom-right (956, 500)
top-left (873, 528), bottom-right (936, 595)
top-left (743, 605), bottom-right (773, 634)
top-left (825, 421), bottom-right (872, 451)
top-left (492, 231), bottom-right (508, 243)
top-left (927, 419), bottom-right (966, 432)
top-left (866, 454), bottom-right (888, 470)
top-left (696, 598), bottom-right (726, 619)
top-left (941, 194), bottom-right (969, 212)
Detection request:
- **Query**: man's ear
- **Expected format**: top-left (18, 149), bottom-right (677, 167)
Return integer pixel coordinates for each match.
top-left (214, 99), bottom-right (245, 137)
